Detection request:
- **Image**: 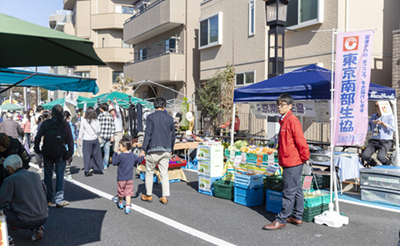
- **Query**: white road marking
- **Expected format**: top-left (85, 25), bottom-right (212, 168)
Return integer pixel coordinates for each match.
top-left (29, 163), bottom-right (236, 246)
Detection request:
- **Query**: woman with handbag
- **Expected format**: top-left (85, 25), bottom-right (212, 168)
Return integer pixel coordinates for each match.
top-left (77, 108), bottom-right (103, 176)
top-left (21, 109), bottom-right (34, 149)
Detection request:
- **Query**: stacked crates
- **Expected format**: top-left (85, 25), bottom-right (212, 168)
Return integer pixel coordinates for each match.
top-left (197, 142), bottom-right (223, 196)
top-left (233, 172), bottom-right (264, 207)
top-left (213, 180), bottom-right (234, 200)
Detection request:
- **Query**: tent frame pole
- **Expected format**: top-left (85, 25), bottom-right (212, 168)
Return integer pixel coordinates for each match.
top-left (391, 99), bottom-right (400, 166)
top-left (230, 103), bottom-right (236, 146)
top-left (0, 73), bottom-right (36, 94)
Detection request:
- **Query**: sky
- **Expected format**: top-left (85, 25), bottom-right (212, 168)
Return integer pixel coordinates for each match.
top-left (0, 0), bottom-right (64, 72)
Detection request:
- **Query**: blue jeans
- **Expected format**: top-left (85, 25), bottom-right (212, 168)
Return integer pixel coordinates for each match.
top-left (276, 164), bottom-right (304, 224)
top-left (102, 140), bottom-right (111, 167)
top-left (44, 157), bottom-right (66, 204)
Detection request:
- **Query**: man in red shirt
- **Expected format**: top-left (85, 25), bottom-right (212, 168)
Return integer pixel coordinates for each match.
top-left (263, 93), bottom-right (310, 230)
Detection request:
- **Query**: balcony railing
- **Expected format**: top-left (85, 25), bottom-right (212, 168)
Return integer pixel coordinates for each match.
top-left (50, 10), bottom-right (74, 23)
top-left (125, 0), bottom-right (165, 23)
top-left (126, 49), bottom-right (183, 64)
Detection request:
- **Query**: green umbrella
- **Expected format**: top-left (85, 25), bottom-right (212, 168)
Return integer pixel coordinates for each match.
top-left (0, 103), bottom-right (23, 111)
top-left (42, 96), bottom-right (91, 110)
top-left (78, 91), bottom-right (153, 109)
top-left (0, 13), bottom-right (105, 67)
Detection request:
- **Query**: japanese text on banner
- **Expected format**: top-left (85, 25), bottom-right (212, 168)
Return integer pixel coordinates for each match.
top-left (333, 30), bottom-right (374, 146)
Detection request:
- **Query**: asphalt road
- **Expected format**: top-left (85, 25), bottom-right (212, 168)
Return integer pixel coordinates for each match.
top-left (8, 157), bottom-right (400, 246)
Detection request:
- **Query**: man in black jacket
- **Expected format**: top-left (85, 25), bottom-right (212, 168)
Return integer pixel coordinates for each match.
top-left (140, 97), bottom-right (175, 205)
top-left (0, 133), bottom-right (30, 187)
top-left (35, 105), bottom-right (73, 208)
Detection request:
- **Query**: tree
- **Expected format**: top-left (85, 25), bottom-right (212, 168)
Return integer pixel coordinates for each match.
top-left (196, 64), bottom-right (235, 135)
top-left (112, 76), bottom-right (133, 93)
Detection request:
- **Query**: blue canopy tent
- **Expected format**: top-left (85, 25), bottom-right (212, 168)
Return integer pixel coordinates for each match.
top-left (231, 64), bottom-right (399, 166)
top-left (234, 65), bottom-right (395, 102)
top-left (0, 67), bottom-right (99, 94)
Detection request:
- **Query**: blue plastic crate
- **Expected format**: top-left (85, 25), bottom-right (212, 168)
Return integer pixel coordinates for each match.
top-left (266, 201), bottom-right (282, 214)
top-left (234, 173), bottom-right (263, 188)
top-left (234, 183), bottom-right (263, 207)
top-left (266, 189), bottom-right (283, 205)
top-left (198, 176), bottom-right (220, 196)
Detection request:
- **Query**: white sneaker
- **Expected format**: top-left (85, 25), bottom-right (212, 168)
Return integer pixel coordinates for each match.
top-left (37, 169), bottom-right (42, 174)
top-left (66, 175), bottom-right (72, 180)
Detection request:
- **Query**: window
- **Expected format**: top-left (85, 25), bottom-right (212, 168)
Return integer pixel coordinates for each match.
top-left (248, 1), bottom-right (255, 36)
top-left (164, 38), bottom-right (177, 53)
top-left (235, 71), bottom-right (255, 86)
top-left (75, 72), bottom-right (90, 78)
top-left (115, 5), bottom-right (134, 14)
top-left (286, 0), bottom-right (324, 29)
top-left (122, 6), bottom-right (134, 14)
top-left (199, 12), bottom-right (223, 49)
top-left (139, 47), bottom-right (147, 61)
top-left (102, 38), bottom-right (105, 48)
top-left (112, 72), bottom-right (124, 84)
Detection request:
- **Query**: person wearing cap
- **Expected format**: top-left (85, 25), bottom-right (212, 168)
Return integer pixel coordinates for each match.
top-left (109, 99), bottom-right (124, 154)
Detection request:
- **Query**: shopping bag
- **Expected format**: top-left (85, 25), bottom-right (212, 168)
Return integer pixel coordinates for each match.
top-left (23, 139), bottom-right (30, 155)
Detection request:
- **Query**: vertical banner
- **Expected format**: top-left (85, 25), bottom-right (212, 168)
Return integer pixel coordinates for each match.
top-left (333, 30), bottom-right (374, 146)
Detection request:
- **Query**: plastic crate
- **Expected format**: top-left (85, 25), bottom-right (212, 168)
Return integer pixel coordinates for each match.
top-left (266, 201), bottom-right (282, 214)
top-left (234, 183), bottom-right (263, 207)
top-left (213, 180), bottom-right (234, 200)
top-left (266, 190), bottom-right (283, 204)
top-left (224, 149), bottom-right (242, 157)
top-left (266, 175), bottom-right (284, 192)
top-left (139, 172), bottom-right (180, 184)
top-left (302, 203), bottom-right (329, 222)
top-left (246, 153), bottom-right (278, 163)
top-left (234, 173), bottom-right (263, 188)
top-left (198, 176), bottom-right (220, 196)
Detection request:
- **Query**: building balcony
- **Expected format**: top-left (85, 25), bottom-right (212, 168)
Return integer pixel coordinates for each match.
top-left (91, 13), bottom-right (132, 30)
top-left (95, 47), bottom-right (133, 63)
top-left (49, 10), bottom-right (73, 31)
top-left (123, 0), bottom-right (185, 45)
top-left (63, 0), bottom-right (76, 10)
top-left (124, 50), bottom-right (185, 82)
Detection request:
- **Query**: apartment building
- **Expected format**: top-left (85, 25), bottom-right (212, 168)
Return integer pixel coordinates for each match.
top-left (51, 0), bottom-right (135, 96)
top-left (123, 0), bottom-right (200, 101)
top-left (199, 0), bottom-right (400, 139)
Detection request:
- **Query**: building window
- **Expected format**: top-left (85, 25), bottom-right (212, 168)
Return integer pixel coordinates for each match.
top-left (112, 72), bottom-right (124, 83)
top-left (199, 12), bottom-right (223, 49)
top-left (248, 1), bottom-right (255, 36)
top-left (75, 72), bottom-right (90, 78)
top-left (139, 47), bottom-right (147, 61)
top-left (164, 38), bottom-right (177, 53)
top-left (115, 5), bottom-right (134, 14)
top-left (235, 71), bottom-right (255, 86)
top-left (287, 0), bottom-right (324, 29)
top-left (102, 38), bottom-right (105, 48)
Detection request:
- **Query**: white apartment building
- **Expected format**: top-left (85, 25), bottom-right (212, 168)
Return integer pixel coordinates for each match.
top-left (51, 0), bottom-right (135, 96)
top-left (199, 0), bottom-right (400, 139)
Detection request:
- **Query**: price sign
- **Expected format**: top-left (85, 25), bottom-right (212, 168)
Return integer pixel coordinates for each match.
top-left (241, 152), bottom-right (247, 164)
top-left (230, 150), bottom-right (235, 162)
top-left (268, 154), bottom-right (275, 165)
top-left (266, 163), bottom-right (279, 175)
top-left (234, 156), bottom-right (242, 167)
top-left (256, 154), bottom-right (263, 166)
top-left (302, 176), bottom-right (313, 191)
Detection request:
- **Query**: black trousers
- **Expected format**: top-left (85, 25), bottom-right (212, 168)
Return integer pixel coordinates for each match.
top-left (362, 139), bottom-right (393, 166)
top-left (276, 164), bottom-right (304, 224)
top-left (82, 139), bottom-right (103, 173)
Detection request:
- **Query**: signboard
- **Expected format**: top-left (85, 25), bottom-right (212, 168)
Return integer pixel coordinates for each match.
top-left (256, 154), bottom-right (263, 167)
top-left (250, 101), bottom-right (316, 117)
top-left (333, 30), bottom-right (374, 146)
top-left (378, 101), bottom-right (393, 116)
top-left (302, 176), bottom-right (313, 191)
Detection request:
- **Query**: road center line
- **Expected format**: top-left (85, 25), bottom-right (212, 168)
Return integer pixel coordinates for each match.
top-left (29, 163), bottom-right (236, 246)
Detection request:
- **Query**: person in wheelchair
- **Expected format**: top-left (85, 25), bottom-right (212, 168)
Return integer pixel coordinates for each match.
top-left (362, 101), bottom-right (395, 166)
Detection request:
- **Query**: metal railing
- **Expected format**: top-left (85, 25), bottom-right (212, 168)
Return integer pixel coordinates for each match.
top-left (125, 0), bottom-right (165, 23)
top-left (126, 49), bottom-right (183, 64)
top-left (50, 10), bottom-right (73, 23)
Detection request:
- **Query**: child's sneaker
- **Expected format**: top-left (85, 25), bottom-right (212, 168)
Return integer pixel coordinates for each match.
top-left (9, 236), bottom-right (15, 246)
top-left (117, 202), bottom-right (124, 210)
top-left (125, 207), bottom-right (131, 214)
top-left (104, 165), bottom-right (108, 170)
top-left (66, 174), bottom-right (72, 180)
top-left (31, 226), bottom-right (44, 241)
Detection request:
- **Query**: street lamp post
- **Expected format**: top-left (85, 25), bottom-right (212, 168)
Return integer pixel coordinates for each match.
top-left (264, 0), bottom-right (289, 79)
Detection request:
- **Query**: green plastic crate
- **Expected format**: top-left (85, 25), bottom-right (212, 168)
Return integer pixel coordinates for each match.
top-left (224, 149), bottom-right (242, 157)
top-left (213, 180), bottom-right (234, 200)
top-left (266, 175), bottom-right (283, 192)
top-left (302, 204), bottom-right (329, 222)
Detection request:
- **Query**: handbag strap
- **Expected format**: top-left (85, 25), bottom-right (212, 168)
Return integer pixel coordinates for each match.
top-left (87, 120), bottom-right (100, 137)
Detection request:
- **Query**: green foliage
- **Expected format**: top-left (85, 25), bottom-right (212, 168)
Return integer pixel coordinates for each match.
top-left (181, 97), bottom-right (189, 127)
top-left (197, 72), bottom-right (224, 119)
